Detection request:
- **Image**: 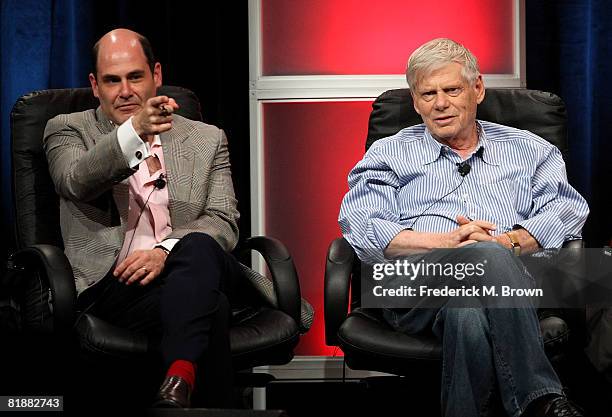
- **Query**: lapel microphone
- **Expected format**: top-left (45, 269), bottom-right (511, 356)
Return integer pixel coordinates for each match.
top-left (457, 162), bottom-right (472, 177)
top-left (154, 173), bottom-right (167, 189)
top-left (409, 161), bottom-right (471, 229)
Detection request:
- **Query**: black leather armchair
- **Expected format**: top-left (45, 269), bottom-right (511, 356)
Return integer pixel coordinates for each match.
top-left (325, 88), bottom-right (586, 378)
top-left (9, 86), bottom-right (304, 407)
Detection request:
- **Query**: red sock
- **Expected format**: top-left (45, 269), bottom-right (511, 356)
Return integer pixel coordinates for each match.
top-left (167, 360), bottom-right (196, 391)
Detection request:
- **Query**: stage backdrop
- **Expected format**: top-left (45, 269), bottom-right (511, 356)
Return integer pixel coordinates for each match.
top-left (250, 0), bottom-right (522, 357)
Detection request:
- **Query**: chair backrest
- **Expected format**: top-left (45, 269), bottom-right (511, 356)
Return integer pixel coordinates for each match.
top-left (366, 88), bottom-right (568, 156)
top-left (11, 86), bottom-right (203, 250)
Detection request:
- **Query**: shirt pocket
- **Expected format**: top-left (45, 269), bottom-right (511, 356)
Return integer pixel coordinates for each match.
top-left (397, 172), bottom-right (451, 216)
top-left (474, 179), bottom-right (519, 230)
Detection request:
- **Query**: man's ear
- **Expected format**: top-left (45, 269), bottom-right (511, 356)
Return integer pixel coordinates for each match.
top-left (411, 90), bottom-right (421, 115)
top-left (474, 75), bottom-right (485, 105)
top-left (89, 73), bottom-right (99, 98)
top-left (153, 62), bottom-right (162, 88)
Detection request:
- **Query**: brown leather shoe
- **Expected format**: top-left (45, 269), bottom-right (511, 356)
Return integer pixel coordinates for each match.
top-left (152, 375), bottom-right (192, 408)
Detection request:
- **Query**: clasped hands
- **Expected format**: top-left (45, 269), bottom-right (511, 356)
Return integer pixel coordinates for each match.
top-left (441, 215), bottom-right (514, 250)
top-left (131, 95), bottom-right (180, 141)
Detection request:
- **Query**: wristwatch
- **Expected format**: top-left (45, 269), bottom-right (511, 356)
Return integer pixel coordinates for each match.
top-left (505, 231), bottom-right (521, 256)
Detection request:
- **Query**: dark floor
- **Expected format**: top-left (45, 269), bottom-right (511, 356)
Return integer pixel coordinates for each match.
top-left (266, 378), bottom-right (441, 417)
top-left (265, 358), bottom-right (612, 417)
top-left (2, 334), bottom-right (611, 417)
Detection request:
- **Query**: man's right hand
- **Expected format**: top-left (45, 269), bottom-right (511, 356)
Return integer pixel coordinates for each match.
top-left (131, 95), bottom-right (179, 140)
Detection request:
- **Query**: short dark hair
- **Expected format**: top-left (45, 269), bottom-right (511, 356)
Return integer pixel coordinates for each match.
top-left (91, 33), bottom-right (156, 77)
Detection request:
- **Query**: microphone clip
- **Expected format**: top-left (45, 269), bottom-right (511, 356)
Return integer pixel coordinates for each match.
top-left (456, 162), bottom-right (471, 177)
top-left (154, 173), bottom-right (167, 189)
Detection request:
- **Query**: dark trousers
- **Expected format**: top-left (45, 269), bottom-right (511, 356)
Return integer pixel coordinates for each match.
top-left (76, 232), bottom-right (241, 406)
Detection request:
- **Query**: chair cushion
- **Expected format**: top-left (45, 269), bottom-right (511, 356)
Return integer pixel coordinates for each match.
top-left (75, 314), bottom-right (149, 359)
top-left (231, 307), bottom-right (300, 369)
top-left (74, 307), bottom-right (299, 370)
top-left (338, 308), bottom-right (572, 375)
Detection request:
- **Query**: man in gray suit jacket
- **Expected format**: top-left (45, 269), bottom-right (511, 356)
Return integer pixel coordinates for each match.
top-left (43, 28), bottom-right (241, 408)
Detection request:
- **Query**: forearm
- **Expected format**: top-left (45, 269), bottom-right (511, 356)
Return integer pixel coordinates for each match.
top-left (44, 115), bottom-right (135, 201)
top-left (385, 230), bottom-right (442, 255)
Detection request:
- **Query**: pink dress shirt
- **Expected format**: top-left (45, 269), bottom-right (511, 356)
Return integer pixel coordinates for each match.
top-left (116, 135), bottom-right (172, 264)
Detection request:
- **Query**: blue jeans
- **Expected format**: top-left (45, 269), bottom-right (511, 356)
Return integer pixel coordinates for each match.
top-left (383, 242), bottom-right (563, 417)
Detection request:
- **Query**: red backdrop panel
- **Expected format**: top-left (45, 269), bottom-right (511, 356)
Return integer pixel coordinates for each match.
top-left (262, 0), bottom-right (514, 75)
top-left (263, 101), bottom-right (373, 355)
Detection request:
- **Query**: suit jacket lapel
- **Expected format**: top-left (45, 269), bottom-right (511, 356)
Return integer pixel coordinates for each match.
top-left (94, 106), bottom-right (115, 137)
top-left (162, 116), bottom-right (195, 220)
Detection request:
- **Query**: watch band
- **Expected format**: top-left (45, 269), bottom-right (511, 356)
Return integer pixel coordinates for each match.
top-left (155, 245), bottom-right (170, 255)
top-left (505, 231), bottom-right (521, 256)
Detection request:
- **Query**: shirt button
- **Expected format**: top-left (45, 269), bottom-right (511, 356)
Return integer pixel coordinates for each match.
top-left (135, 151), bottom-right (142, 159)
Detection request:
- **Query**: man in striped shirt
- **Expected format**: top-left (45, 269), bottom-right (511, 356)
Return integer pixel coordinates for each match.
top-left (339, 39), bottom-right (589, 417)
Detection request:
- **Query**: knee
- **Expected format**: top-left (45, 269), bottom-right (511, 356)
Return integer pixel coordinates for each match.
top-left (466, 241), bottom-right (512, 259)
top-left (461, 241), bottom-right (523, 283)
top-left (178, 233), bottom-right (222, 253)
top-left (172, 233), bottom-right (226, 264)
top-left (443, 306), bottom-right (490, 342)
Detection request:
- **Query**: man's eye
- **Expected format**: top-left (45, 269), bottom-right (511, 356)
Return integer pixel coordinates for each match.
top-left (447, 88), bottom-right (462, 96)
top-left (422, 92), bottom-right (436, 101)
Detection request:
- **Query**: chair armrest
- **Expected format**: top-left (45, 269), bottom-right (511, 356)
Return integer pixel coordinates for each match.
top-left (562, 239), bottom-right (584, 249)
top-left (324, 237), bottom-right (355, 346)
top-left (546, 238), bottom-right (586, 346)
top-left (241, 236), bottom-right (301, 326)
top-left (10, 244), bottom-right (76, 333)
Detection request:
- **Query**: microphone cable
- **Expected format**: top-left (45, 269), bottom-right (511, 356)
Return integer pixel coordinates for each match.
top-left (408, 162), bottom-right (471, 230)
top-left (73, 172), bottom-right (166, 326)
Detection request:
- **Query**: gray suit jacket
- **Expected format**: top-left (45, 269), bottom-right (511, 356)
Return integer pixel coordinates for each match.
top-left (43, 107), bottom-right (240, 294)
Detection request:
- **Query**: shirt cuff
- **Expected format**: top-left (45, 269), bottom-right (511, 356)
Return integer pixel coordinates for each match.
top-left (515, 213), bottom-right (566, 249)
top-left (156, 239), bottom-right (179, 254)
top-left (367, 219), bottom-right (409, 250)
top-left (117, 117), bottom-right (150, 168)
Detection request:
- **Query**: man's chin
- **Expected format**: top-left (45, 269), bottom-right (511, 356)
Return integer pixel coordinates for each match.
top-left (429, 128), bottom-right (458, 143)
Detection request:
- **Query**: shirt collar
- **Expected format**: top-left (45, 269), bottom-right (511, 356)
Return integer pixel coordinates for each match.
top-left (420, 120), bottom-right (500, 166)
top-left (151, 134), bottom-right (162, 147)
top-left (141, 135), bottom-right (162, 153)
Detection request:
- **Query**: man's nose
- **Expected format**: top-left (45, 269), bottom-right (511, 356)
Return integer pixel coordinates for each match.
top-left (433, 92), bottom-right (450, 109)
top-left (119, 80), bottom-right (133, 98)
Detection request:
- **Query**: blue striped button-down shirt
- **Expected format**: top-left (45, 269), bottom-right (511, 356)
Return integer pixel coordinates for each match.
top-left (339, 120), bottom-right (589, 263)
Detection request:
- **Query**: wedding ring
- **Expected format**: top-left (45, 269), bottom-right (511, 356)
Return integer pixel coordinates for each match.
top-left (142, 267), bottom-right (148, 274)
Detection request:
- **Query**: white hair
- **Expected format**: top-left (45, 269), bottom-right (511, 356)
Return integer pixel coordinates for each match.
top-left (406, 38), bottom-right (480, 90)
